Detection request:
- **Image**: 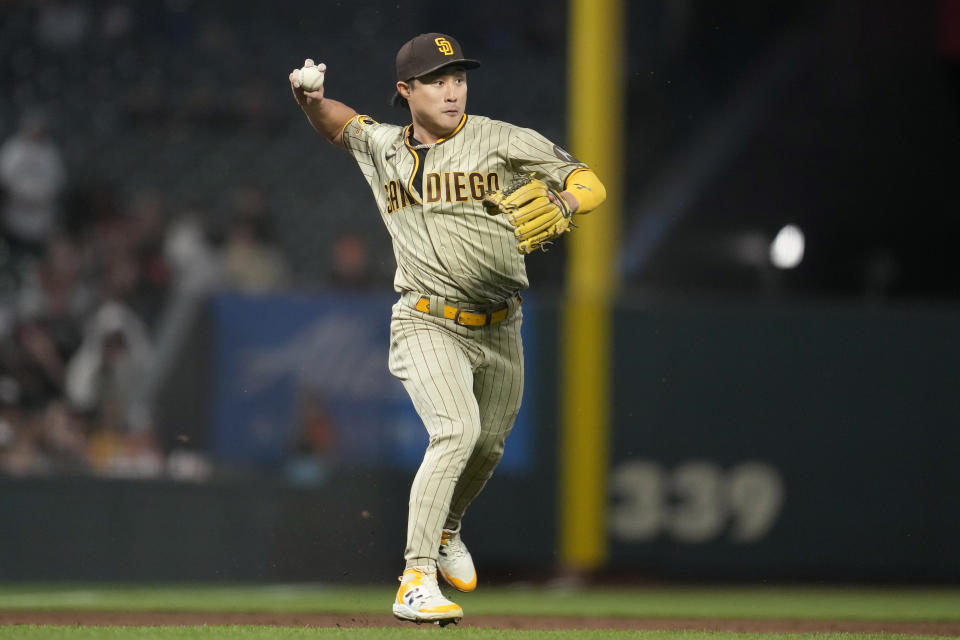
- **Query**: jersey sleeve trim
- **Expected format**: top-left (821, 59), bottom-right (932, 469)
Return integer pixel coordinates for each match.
top-left (563, 167), bottom-right (589, 189)
top-left (339, 114), bottom-right (362, 140)
top-left (340, 114), bottom-right (379, 152)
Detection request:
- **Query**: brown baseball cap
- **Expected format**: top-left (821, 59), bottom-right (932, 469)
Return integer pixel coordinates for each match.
top-left (395, 33), bottom-right (480, 82)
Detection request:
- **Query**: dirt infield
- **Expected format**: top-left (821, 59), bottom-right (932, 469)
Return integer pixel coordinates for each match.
top-left (2, 611), bottom-right (959, 635)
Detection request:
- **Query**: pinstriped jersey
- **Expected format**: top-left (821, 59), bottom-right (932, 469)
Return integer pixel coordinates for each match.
top-left (341, 113), bottom-right (585, 303)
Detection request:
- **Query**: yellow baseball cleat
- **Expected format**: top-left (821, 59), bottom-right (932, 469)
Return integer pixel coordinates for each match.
top-left (392, 568), bottom-right (463, 626)
top-left (438, 526), bottom-right (477, 592)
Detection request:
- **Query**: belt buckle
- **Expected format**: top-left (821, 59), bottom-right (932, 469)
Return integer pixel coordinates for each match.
top-left (454, 305), bottom-right (487, 328)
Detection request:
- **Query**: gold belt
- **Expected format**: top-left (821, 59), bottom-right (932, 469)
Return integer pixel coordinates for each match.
top-left (414, 296), bottom-right (519, 328)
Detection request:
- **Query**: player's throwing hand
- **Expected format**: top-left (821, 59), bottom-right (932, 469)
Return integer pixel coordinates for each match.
top-left (289, 59), bottom-right (326, 105)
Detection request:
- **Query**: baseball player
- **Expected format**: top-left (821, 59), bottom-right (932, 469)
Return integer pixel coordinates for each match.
top-left (289, 33), bottom-right (605, 626)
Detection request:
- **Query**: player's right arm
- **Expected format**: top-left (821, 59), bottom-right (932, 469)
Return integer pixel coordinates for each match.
top-left (289, 59), bottom-right (357, 150)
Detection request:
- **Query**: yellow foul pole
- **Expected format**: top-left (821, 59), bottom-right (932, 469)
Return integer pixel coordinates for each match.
top-left (560, 0), bottom-right (624, 571)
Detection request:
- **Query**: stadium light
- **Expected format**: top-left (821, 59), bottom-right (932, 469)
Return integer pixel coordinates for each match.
top-left (769, 224), bottom-right (804, 269)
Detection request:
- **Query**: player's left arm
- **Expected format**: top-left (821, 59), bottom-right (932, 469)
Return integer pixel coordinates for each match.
top-left (506, 127), bottom-right (606, 215)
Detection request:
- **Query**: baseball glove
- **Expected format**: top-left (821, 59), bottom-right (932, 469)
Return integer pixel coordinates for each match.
top-left (483, 173), bottom-right (574, 254)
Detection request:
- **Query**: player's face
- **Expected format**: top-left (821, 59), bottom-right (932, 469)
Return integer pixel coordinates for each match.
top-left (406, 68), bottom-right (468, 135)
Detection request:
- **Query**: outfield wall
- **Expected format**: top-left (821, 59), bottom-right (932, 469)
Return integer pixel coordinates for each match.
top-left (607, 300), bottom-right (960, 580)
top-left (1, 294), bottom-right (957, 581)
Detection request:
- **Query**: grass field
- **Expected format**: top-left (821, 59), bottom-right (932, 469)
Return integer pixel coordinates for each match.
top-left (1, 583), bottom-right (958, 639)
top-left (3, 629), bottom-right (956, 640)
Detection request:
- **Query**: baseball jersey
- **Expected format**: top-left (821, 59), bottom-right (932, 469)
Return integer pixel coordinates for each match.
top-left (340, 114), bottom-right (585, 303)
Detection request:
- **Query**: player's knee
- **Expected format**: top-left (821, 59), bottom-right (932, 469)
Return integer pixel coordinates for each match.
top-left (429, 421), bottom-right (481, 456)
top-left (471, 432), bottom-right (505, 463)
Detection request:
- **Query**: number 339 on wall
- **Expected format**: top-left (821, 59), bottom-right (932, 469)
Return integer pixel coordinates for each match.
top-left (608, 460), bottom-right (784, 543)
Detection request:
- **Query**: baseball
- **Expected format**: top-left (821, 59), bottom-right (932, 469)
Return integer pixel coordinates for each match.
top-left (298, 65), bottom-right (325, 92)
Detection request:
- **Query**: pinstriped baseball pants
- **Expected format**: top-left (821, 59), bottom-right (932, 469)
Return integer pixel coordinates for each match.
top-left (388, 296), bottom-right (524, 572)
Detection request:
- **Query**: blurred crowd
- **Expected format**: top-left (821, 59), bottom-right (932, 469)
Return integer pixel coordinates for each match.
top-left (0, 110), bottom-right (162, 478)
top-left (0, 109), bottom-right (382, 480)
